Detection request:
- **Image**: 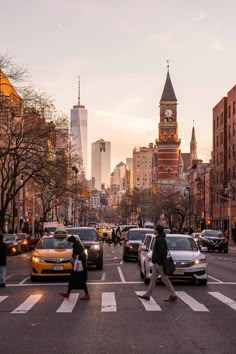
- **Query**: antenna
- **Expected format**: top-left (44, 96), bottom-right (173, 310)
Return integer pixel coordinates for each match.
top-left (167, 60), bottom-right (170, 72)
top-left (78, 76), bottom-right (80, 106)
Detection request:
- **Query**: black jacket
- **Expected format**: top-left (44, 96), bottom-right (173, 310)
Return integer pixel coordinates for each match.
top-left (0, 240), bottom-right (7, 266)
top-left (152, 233), bottom-right (168, 266)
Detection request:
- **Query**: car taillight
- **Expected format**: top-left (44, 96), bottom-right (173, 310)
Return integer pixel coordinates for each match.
top-left (127, 243), bottom-right (133, 249)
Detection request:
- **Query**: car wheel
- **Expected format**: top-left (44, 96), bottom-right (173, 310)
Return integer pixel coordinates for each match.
top-left (30, 275), bottom-right (37, 281)
top-left (144, 266), bottom-right (150, 285)
top-left (199, 279), bottom-right (207, 285)
top-left (224, 249), bottom-right (228, 253)
top-left (96, 259), bottom-right (103, 270)
top-left (123, 253), bottom-right (128, 262)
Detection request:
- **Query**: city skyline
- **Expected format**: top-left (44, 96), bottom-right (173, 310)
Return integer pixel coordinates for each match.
top-left (1, 1), bottom-right (236, 177)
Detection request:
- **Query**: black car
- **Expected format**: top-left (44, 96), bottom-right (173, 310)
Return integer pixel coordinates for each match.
top-left (123, 228), bottom-right (149, 262)
top-left (198, 229), bottom-right (228, 253)
top-left (3, 234), bottom-right (21, 255)
top-left (66, 227), bottom-right (103, 269)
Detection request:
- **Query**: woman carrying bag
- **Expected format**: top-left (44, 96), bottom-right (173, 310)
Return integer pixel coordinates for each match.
top-left (59, 236), bottom-right (90, 300)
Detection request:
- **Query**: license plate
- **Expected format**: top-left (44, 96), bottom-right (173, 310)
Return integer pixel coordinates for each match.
top-left (53, 265), bottom-right (64, 270)
top-left (174, 269), bottom-right (184, 275)
top-left (214, 244), bottom-right (219, 247)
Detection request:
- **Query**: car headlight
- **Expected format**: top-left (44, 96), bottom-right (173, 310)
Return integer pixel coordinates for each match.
top-left (91, 244), bottom-right (100, 250)
top-left (194, 258), bottom-right (206, 265)
top-left (84, 249), bottom-right (88, 256)
top-left (22, 240), bottom-right (28, 245)
top-left (32, 256), bottom-right (43, 263)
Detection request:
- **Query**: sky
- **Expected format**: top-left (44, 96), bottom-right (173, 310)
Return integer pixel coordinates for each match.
top-left (1, 0), bottom-right (236, 178)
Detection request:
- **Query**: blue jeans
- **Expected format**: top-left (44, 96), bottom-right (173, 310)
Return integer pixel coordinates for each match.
top-left (0, 266), bottom-right (6, 285)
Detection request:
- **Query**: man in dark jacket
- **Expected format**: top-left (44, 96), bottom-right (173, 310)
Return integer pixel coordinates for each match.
top-left (0, 232), bottom-right (7, 288)
top-left (138, 225), bottom-right (177, 302)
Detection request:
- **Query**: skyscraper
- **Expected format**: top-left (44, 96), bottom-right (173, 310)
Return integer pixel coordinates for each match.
top-left (91, 139), bottom-right (111, 190)
top-left (70, 78), bottom-right (88, 176)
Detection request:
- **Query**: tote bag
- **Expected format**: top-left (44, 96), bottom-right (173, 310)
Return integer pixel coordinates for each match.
top-left (73, 256), bottom-right (83, 272)
top-left (163, 250), bottom-right (176, 275)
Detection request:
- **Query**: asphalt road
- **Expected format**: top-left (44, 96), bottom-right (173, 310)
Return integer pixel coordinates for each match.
top-left (0, 244), bottom-right (236, 354)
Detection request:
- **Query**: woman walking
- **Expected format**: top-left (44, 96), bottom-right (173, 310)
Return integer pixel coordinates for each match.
top-left (60, 236), bottom-right (90, 300)
top-left (138, 224), bottom-right (177, 302)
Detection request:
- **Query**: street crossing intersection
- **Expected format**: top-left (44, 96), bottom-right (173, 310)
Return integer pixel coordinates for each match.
top-left (0, 289), bottom-right (236, 314)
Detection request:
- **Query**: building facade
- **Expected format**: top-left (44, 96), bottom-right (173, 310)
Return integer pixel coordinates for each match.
top-left (70, 81), bottom-right (88, 176)
top-left (156, 68), bottom-right (181, 182)
top-left (133, 144), bottom-right (156, 189)
top-left (91, 139), bottom-right (111, 190)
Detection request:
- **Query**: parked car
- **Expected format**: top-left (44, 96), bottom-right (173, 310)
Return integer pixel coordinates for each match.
top-left (66, 227), bottom-right (103, 269)
top-left (123, 228), bottom-right (148, 262)
top-left (140, 233), bottom-right (208, 285)
top-left (198, 229), bottom-right (228, 253)
top-left (17, 233), bottom-right (30, 252)
top-left (3, 234), bottom-right (21, 255)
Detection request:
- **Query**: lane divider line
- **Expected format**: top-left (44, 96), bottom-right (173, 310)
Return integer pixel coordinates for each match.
top-left (0, 296), bottom-right (8, 303)
top-left (11, 294), bottom-right (43, 314)
top-left (56, 293), bottom-right (79, 313)
top-left (135, 291), bottom-right (161, 311)
top-left (101, 292), bottom-right (117, 312)
top-left (208, 292), bottom-right (236, 311)
top-left (117, 266), bottom-right (126, 283)
top-left (176, 291), bottom-right (209, 312)
top-left (208, 275), bottom-right (223, 283)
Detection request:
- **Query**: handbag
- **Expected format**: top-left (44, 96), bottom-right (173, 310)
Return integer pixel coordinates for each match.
top-left (73, 256), bottom-right (83, 272)
top-left (163, 250), bottom-right (176, 275)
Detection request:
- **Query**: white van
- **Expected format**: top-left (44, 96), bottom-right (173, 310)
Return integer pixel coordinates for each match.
top-left (43, 222), bottom-right (60, 234)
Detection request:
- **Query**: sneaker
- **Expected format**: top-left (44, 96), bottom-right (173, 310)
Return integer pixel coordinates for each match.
top-left (164, 295), bottom-right (178, 302)
top-left (138, 294), bottom-right (150, 301)
top-left (80, 294), bottom-right (90, 300)
top-left (59, 292), bottom-right (69, 299)
top-left (0, 283), bottom-right (6, 288)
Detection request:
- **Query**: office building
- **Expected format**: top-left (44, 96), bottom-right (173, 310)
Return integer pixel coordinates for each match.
top-left (91, 139), bottom-right (111, 190)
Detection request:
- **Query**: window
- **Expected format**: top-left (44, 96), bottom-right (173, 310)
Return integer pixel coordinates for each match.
top-left (229, 147), bottom-right (231, 159)
top-left (216, 135), bottom-right (219, 147)
top-left (228, 168), bottom-right (231, 179)
top-left (229, 126), bottom-right (231, 140)
top-left (217, 116), bottom-right (219, 128)
top-left (229, 105), bottom-right (231, 118)
top-left (233, 101), bottom-right (235, 115)
top-left (220, 132), bottom-right (223, 144)
top-left (233, 123), bottom-right (235, 136)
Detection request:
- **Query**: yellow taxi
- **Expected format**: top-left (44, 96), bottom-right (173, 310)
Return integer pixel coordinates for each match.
top-left (30, 231), bottom-right (73, 280)
top-left (97, 225), bottom-right (112, 241)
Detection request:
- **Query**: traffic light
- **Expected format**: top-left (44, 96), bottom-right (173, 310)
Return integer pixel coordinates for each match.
top-left (152, 184), bottom-right (158, 194)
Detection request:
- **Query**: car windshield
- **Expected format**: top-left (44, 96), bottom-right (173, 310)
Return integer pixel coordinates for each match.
top-left (66, 229), bottom-right (98, 241)
top-left (204, 230), bottom-right (223, 237)
top-left (36, 237), bottom-right (71, 249)
top-left (166, 237), bottom-right (198, 251)
top-left (128, 231), bottom-right (150, 241)
top-left (45, 227), bottom-right (57, 233)
top-left (17, 234), bottom-right (27, 240)
top-left (4, 234), bottom-right (15, 241)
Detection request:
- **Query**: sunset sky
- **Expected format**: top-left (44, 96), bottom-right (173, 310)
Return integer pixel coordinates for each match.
top-left (1, 0), bottom-right (236, 177)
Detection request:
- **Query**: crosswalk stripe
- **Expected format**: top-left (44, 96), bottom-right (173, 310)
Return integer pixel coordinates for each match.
top-left (0, 296), bottom-right (8, 303)
top-left (101, 292), bottom-right (117, 312)
top-left (11, 294), bottom-right (43, 314)
top-left (208, 292), bottom-right (236, 310)
top-left (176, 291), bottom-right (209, 312)
top-left (135, 291), bottom-right (161, 311)
top-left (56, 293), bottom-right (79, 313)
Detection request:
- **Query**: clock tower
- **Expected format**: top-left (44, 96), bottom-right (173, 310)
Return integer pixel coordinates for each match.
top-left (156, 65), bottom-right (181, 181)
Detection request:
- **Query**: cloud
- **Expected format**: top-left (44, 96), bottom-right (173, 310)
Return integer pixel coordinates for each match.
top-left (195, 11), bottom-right (208, 22)
top-left (57, 23), bottom-right (67, 32)
top-left (211, 39), bottom-right (224, 52)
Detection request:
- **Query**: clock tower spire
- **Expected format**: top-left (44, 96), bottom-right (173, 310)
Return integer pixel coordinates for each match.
top-left (156, 64), bottom-right (180, 182)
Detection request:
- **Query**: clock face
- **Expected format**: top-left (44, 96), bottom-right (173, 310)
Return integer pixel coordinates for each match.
top-left (165, 108), bottom-right (173, 118)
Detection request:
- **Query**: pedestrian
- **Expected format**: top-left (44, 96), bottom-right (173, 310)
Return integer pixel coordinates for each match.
top-left (116, 226), bottom-right (122, 245)
top-left (138, 224), bottom-right (177, 302)
top-left (111, 228), bottom-right (117, 246)
top-left (0, 231), bottom-right (7, 288)
top-left (59, 236), bottom-right (90, 300)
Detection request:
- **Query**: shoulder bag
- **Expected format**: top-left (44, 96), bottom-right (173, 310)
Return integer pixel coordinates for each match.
top-left (163, 249), bottom-right (176, 276)
top-left (73, 255), bottom-right (83, 272)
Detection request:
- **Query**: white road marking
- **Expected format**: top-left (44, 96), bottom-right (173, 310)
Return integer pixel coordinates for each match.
top-left (176, 291), bottom-right (209, 312)
top-left (208, 292), bottom-right (236, 310)
top-left (114, 256), bottom-right (117, 259)
top-left (19, 276), bottom-right (30, 284)
top-left (117, 266), bottom-right (126, 283)
top-left (11, 294), bottom-right (43, 314)
top-left (208, 275), bottom-right (223, 283)
top-left (120, 261), bottom-right (123, 265)
top-left (6, 274), bottom-right (17, 280)
top-left (101, 273), bottom-right (106, 281)
top-left (56, 293), bottom-right (79, 313)
top-left (135, 291), bottom-right (161, 311)
top-left (101, 292), bottom-right (117, 312)
top-left (0, 296), bottom-right (8, 303)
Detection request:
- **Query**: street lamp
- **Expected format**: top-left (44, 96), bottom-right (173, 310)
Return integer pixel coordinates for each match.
top-left (17, 175), bottom-right (24, 232)
top-left (225, 186), bottom-right (232, 245)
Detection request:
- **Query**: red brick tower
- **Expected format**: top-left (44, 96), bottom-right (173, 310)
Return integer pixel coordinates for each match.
top-left (156, 66), bottom-right (181, 181)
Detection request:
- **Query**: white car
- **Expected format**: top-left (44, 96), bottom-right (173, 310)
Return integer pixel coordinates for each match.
top-left (140, 234), bottom-right (208, 285)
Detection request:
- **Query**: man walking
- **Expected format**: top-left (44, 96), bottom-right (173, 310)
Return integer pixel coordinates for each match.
top-left (0, 231), bottom-right (7, 288)
top-left (138, 224), bottom-right (177, 302)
